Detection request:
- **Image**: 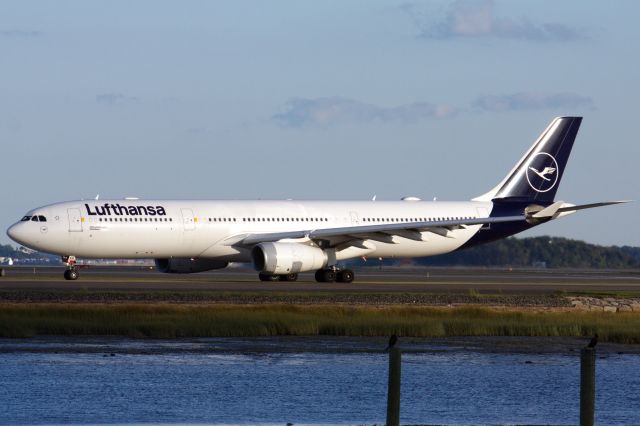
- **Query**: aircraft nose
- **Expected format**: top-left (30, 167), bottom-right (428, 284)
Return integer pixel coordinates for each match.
top-left (7, 223), bottom-right (27, 245)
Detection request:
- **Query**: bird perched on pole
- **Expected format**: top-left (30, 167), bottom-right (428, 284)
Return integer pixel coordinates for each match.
top-left (587, 333), bottom-right (598, 348)
top-left (385, 334), bottom-right (398, 351)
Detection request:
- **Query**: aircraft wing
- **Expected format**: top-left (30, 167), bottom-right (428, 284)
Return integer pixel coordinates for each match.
top-left (234, 215), bottom-right (525, 246)
top-left (228, 199), bottom-right (631, 247)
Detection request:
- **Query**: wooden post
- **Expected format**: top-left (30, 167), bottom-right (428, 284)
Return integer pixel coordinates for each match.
top-left (0, 268), bottom-right (4, 277)
top-left (386, 347), bottom-right (401, 426)
top-left (580, 347), bottom-right (596, 426)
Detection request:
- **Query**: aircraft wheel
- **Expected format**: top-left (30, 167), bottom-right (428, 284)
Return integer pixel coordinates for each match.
top-left (337, 269), bottom-right (354, 283)
top-left (64, 269), bottom-right (79, 281)
top-left (258, 272), bottom-right (279, 282)
top-left (315, 269), bottom-right (336, 283)
top-left (280, 273), bottom-right (298, 282)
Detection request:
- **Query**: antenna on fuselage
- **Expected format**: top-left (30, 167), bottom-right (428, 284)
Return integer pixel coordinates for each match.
top-left (372, 195), bottom-right (377, 201)
top-left (95, 194), bottom-right (100, 200)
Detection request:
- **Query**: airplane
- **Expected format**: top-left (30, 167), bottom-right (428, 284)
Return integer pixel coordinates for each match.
top-left (6, 117), bottom-right (629, 282)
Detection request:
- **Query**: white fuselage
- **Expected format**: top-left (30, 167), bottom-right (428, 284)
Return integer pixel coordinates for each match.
top-left (7, 199), bottom-right (493, 262)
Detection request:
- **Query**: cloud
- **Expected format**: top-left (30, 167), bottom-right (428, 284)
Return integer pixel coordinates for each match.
top-left (96, 93), bottom-right (138, 106)
top-left (273, 92), bottom-right (594, 127)
top-left (273, 97), bottom-right (457, 127)
top-left (0, 30), bottom-right (42, 37)
top-left (417, 0), bottom-right (585, 42)
top-left (472, 92), bottom-right (594, 112)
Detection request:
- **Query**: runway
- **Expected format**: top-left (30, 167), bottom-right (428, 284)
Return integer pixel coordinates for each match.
top-left (1, 265), bottom-right (639, 294)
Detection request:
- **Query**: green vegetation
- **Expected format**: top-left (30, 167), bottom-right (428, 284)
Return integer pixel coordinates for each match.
top-left (1, 304), bottom-right (640, 343)
top-left (414, 237), bottom-right (640, 268)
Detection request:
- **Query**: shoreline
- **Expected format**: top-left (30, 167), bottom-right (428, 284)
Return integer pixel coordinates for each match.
top-left (2, 335), bottom-right (639, 355)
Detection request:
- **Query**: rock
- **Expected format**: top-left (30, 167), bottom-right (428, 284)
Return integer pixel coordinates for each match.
top-left (589, 305), bottom-right (604, 312)
top-left (618, 305), bottom-right (633, 312)
top-left (630, 303), bottom-right (640, 312)
top-left (570, 300), bottom-right (589, 310)
top-left (603, 306), bottom-right (617, 313)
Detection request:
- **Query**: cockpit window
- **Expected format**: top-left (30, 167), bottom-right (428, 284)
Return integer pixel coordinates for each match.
top-left (31, 216), bottom-right (39, 222)
top-left (21, 216), bottom-right (31, 221)
top-left (38, 215), bottom-right (47, 222)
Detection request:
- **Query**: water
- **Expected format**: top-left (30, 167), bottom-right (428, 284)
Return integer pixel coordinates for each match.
top-left (1, 338), bottom-right (639, 425)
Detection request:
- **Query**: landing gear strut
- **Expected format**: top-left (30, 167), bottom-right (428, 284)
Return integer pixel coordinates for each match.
top-left (315, 267), bottom-right (354, 283)
top-left (62, 255), bottom-right (79, 281)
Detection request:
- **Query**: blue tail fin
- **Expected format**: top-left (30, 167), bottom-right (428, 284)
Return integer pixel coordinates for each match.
top-left (475, 117), bottom-right (582, 203)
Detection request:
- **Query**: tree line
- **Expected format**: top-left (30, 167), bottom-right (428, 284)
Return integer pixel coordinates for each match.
top-left (414, 236), bottom-right (640, 269)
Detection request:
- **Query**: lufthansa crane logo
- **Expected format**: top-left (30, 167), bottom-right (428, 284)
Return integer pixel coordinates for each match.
top-left (525, 152), bottom-right (559, 193)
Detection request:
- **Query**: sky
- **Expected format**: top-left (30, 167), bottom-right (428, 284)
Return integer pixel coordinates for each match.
top-left (0, 0), bottom-right (638, 247)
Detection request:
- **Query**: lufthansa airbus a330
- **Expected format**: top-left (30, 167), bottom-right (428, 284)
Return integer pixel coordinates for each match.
top-left (6, 117), bottom-right (628, 282)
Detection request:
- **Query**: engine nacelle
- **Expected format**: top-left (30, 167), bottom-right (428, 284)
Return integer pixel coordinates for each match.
top-left (154, 258), bottom-right (229, 274)
top-left (251, 242), bottom-right (328, 274)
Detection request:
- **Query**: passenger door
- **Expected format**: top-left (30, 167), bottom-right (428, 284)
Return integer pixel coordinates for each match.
top-left (181, 208), bottom-right (195, 231)
top-left (349, 211), bottom-right (360, 225)
top-left (67, 208), bottom-right (83, 232)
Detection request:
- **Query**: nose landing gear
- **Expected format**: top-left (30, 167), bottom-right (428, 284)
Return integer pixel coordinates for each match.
top-left (63, 268), bottom-right (79, 280)
top-left (62, 256), bottom-right (79, 280)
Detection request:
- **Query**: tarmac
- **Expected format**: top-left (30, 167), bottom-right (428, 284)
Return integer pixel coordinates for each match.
top-left (1, 265), bottom-right (639, 294)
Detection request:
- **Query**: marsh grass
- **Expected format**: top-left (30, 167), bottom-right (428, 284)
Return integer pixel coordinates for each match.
top-left (1, 304), bottom-right (640, 343)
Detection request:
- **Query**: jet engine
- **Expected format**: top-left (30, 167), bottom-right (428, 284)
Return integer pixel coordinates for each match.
top-left (154, 258), bottom-right (229, 273)
top-left (251, 242), bottom-right (328, 274)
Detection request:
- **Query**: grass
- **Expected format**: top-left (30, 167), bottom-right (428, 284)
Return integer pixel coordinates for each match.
top-left (1, 304), bottom-right (640, 343)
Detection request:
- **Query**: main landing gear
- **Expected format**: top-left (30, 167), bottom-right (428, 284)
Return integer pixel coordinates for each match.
top-left (257, 267), bottom-right (355, 283)
top-left (315, 267), bottom-right (354, 283)
top-left (258, 272), bottom-right (299, 282)
top-left (62, 255), bottom-right (79, 281)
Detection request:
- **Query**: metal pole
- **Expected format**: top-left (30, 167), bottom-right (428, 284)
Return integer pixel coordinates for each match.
top-left (386, 347), bottom-right (401, 426)
top-left (580, 347), bottom-right (596, 426)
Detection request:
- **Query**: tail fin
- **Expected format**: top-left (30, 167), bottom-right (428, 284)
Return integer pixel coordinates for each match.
top-left (474, 116), bottom-right (582, 203)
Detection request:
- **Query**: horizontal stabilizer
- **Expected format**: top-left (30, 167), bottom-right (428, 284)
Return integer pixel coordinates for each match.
top-left (531, 200), bottom-right (631, 219)
top-left (556, 200), bottom-right (631, 214)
